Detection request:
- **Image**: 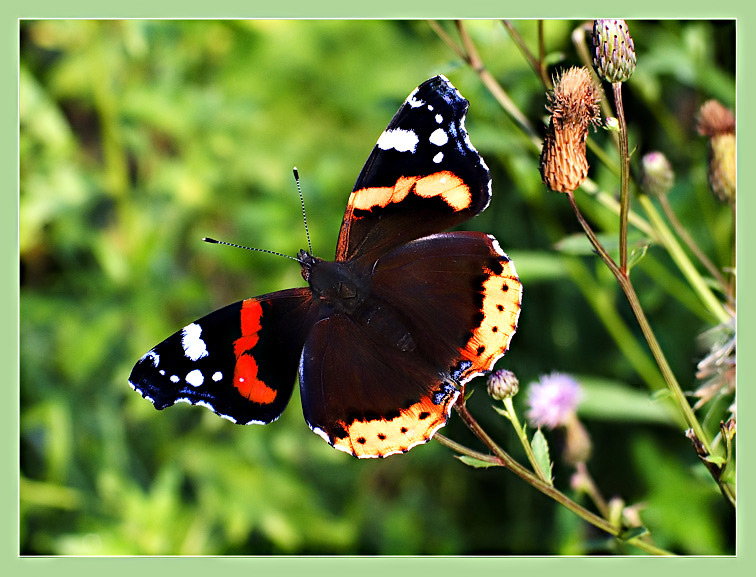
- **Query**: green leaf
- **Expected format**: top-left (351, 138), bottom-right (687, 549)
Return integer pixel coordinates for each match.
top-left (505, 250), bottom-right (568, 282)
top-left (577, 375), bottom-right (675, 425)
top-left (703, 455), bottom-right (726, 467)
top-left (457, 456), bottom-right (500, 469)
top-left (618, 526), bottom-right (649, 542)
top-left (531, 429), bottom-right (553, 484)
top-left (554, 233), bottom-right (614, 256)
top-left (627, 242), bottom-right (650, 271)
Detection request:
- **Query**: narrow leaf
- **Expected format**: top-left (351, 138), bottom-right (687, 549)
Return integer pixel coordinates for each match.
top-left (457, 455), bottom-right (501, 469)
top-left (531, 429), bottom-right (553, 483)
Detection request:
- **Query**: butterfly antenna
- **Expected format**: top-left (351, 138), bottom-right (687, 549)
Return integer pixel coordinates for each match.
top-left (293, 167), bottom-right (314, 255)
top-left (202, 237), bottom-right (300, 262)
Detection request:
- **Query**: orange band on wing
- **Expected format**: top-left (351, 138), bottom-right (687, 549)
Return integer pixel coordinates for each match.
top-left (460, 257), bottom-right (522, 378)
top-left (349, 171), bottom-right (471, 213)
top-left (327, 386), bottom-right (459, 458)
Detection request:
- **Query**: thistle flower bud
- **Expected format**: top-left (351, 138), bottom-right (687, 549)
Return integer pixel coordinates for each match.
top-left (564, 413), bottom-right (592, 465)
top-left (487, 369), bottom-right (519, 401)
top-left (697, 100), bottom-right (736, 204)
top-left (592, 19), bottom-right (636, 84)
top-left (640, 151), bottom-right (675, 197)
top-left (539, 67), bottom-right (601, 193)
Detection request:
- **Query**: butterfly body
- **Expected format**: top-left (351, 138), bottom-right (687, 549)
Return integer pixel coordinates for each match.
top-left (130, 75), bottom-right (522, 458)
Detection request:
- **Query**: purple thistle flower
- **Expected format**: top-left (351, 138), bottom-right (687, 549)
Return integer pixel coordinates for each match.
top-left (526, 372), bottom-right (583, 429)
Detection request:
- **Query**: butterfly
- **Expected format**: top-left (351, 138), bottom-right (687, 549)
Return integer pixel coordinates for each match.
top-left (129, 75), bottom-right (522, 458)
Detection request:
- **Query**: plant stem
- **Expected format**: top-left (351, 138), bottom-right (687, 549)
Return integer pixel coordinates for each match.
top-left (566, 192), bottom-right (714, 456)
top-left (502, 397), bottom-right (550, 482)
top-left (613, 83), bottom-right (631, 273)
top-left (429, 20), bottom-right (541, 151)
top-left (449, 399), bottom-right (675, 555)
top-left (658, 194), bottom-right (728, 295)
top-left (638, 194), bottom-right (730, 324)
top-left (502, 20), bottom-right (551, 88)
top-left (575, 462), bottom-right (611, 520)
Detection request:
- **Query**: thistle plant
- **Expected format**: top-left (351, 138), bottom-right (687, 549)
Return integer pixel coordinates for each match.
top-left (539, 67), bottom-right (601, 193)
top-left (430, 19), bottom-right (735, 554)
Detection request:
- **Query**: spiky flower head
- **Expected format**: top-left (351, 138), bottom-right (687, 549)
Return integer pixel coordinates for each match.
top-left (694, 312), bottom-right (736, 417)
top-left (539, 67), bottom-right (602, 193)
top-left (487, 369), bottom-right (519, 401)
top-left (592, 19), bottom-right (636, 83)
top-left (697, 100), bottom-right (736, 204)
top-left (640, 151), bottom-right (675, 197)
top-left (526, 372), bottom-right (583, 429)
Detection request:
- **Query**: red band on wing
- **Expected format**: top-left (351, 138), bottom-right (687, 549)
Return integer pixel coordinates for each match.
top-left (232, 299), bottom-right (276, 405)
top-left (233, 354), bottom-right (277, 404)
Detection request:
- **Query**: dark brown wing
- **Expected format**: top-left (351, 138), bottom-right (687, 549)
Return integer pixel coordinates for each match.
top-left (298, 231), bottom-right (521, 458)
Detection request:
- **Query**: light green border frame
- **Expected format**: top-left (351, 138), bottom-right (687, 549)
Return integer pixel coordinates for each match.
top-left (7, 2), bottom-right (750, 575)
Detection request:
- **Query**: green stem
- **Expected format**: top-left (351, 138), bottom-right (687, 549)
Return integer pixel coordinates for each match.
top-left (658, 194), bottom-right (728, 294)
top-left (449, 400), bottom-right (675, 556)
top-left (613, 83), bottom-right (631, 273)
top-left (566, 192), bottom-right (713, 455)
top-left (638, 194), bottom-right (730, 324)
top-left (501, 397), bottom-right (550, 482)
top-left (502, 20), bottom-right (551, 89)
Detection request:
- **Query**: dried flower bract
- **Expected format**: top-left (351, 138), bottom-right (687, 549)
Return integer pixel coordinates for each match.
top-left (539, 67), bottom-right (601, 193)
top-left (698, 100), bottom-right (736, 204)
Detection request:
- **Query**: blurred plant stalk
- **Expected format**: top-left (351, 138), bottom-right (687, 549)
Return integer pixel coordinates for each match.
top-left (431, 19), bottom-right (735, 508)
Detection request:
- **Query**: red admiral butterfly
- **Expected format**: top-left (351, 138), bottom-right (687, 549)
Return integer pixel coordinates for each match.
top-left (129, 75), bottom-right (522, 458)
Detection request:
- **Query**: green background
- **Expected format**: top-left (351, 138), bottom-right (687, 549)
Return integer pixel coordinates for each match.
top-left (15, 11), bottom-right (741, 562)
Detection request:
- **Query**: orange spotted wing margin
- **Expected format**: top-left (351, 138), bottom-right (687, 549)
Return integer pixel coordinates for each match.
top-left (299, 231), bottom-right (521, 458)
top-left (129, 288), bottom-right (317, 425)
top-left (336, 75), bottom-right (491, 263)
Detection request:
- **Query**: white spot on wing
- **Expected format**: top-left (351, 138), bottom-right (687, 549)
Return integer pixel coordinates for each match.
top-left (212, 371), bottom-right (223, 382)
top-left (377, 128), bottom-right (419, 153)
top-left (433, 152), bottom-right (444, 163)
top-left (310, 426), bottom-right (333, 445)
top-left (181, 323), bottom-right (209, 361)
top-left (429, 128), bottom-right (449, 146)
top-left (408, 95), bottom-right (425, 108)
top-left (170, 375), bottom-right (180, 383)
top-left (435, 114), bottom-right (443, 124)
top-left (186, 369), bottom-right (204, 387)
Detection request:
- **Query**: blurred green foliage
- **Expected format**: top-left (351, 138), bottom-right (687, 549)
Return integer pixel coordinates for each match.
top-left (20, 20), bottom-right (735, 555)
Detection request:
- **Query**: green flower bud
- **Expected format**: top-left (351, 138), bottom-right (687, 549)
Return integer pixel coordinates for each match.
top-left (641, 151), bottom-right (675, 197)
top-left (487, 369), bottom-right (519, 401)
top-left (592, 19), bottom-right (636, 83)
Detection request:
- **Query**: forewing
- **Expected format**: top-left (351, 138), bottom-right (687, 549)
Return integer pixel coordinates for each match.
top-left (129, 288), bottom-right (317, 425)
top-left (336, 75), bottom-right (491, 262)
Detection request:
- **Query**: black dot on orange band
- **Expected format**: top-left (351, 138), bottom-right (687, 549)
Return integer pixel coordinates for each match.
top-left (378, 433), bottom-right (386, 440)
top-left (492, 326), bottom-right (499, 332)
top-left (401, 427), bottom-right (408, 434)
top-left (502, 283), bottom-right (509, 292)
top-left (476, 345), bottom-right (485, 356)
top-left (497, 304), bottom-right (504, 311)
top-left (419, 412), bottom-right (430, 420)
top-left (357, 437), bottom-right (366, 444)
